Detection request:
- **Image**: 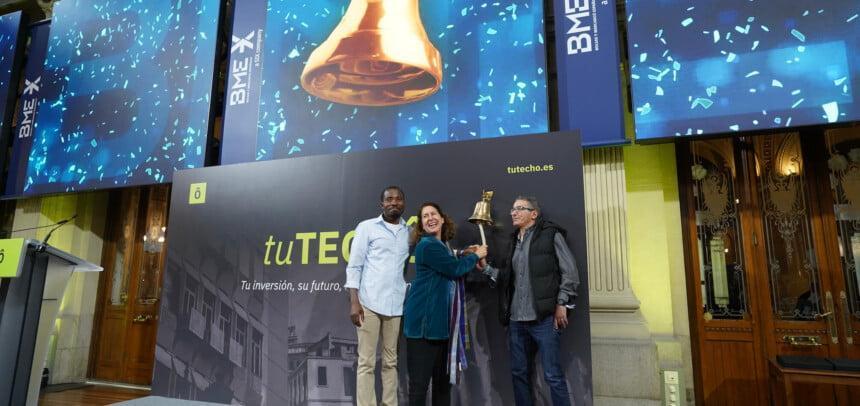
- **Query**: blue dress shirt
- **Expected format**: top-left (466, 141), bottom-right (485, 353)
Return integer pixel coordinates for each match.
top-left (344, 215), bottom-right (410, 316)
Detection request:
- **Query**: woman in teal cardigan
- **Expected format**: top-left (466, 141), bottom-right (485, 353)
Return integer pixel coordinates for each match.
top-left (403, 202), bottom-right (487, 406)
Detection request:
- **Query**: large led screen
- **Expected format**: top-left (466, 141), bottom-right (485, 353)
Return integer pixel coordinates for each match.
top-left (0, 11), bottom-right (23, 146)
top-left (18, 0), bottom-right (221, 196)
top-left (221, 0), bottom-right (549, 164)
top-left (627, 0), bottom-right (860, 139)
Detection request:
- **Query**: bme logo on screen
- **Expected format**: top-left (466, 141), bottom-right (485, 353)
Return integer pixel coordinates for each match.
top-left (565, 0), bottom-right (605, 55)
top-left (229, 31), bottom-right (257, 106)
top-left (17, 76), bottom-right (40, 139)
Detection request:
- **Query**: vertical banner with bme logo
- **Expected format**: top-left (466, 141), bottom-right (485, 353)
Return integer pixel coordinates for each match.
top-left (552, 0), bottom-right (627, 146)
top-left (6, 21), bottom-right (50, 197)
top-left (0, 11), bottom-right (25, 193)
top-left (220, 0), bottom-right (267, 165)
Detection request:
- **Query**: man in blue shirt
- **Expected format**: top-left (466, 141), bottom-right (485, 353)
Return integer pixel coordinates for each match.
top-left (345, 186), bottom-right (410, 406)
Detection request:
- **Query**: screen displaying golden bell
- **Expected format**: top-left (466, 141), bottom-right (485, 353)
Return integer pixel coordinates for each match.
top-left (300, 0), bottom-right (442, 106)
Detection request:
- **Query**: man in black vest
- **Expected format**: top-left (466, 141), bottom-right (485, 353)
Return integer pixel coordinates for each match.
top-left (480, 196), bottom-right (580, 406)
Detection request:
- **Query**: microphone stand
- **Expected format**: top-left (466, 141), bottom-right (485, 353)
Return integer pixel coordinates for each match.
top-left (36, 215), bottom-right (78, 253)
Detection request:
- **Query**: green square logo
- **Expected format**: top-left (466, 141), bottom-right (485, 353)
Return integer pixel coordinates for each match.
top-left (0, 238), bottom-right (25, 277)
top-left (189, 183), bottom-right (207, 205)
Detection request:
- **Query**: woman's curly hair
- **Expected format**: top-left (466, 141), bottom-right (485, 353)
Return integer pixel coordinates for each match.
top-left (410, 202), bottom-right (457, 244)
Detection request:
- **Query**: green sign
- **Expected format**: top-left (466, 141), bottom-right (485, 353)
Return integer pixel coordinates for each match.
top-left (0, 238), bottom-right (26, 278)
top-left (189, 182), bottom-right (207, 205)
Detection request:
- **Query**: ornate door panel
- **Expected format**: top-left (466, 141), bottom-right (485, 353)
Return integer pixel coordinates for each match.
top-left (90, 188), bottom-right (141, 381)
top-left (91, 186), bottom-right (170, 385)
top-left (822, 128), bottom-right (860, 353)
top-left (745, 133), bottom-right (840, 405)
top-left (681, 131), bottom-right (859, 405)
top-left (818, 128), bottom-right (860, 402)
top-left (680, 138), bottom-right (768, 406)
top-left (126, 186), bottom-right (170, 384)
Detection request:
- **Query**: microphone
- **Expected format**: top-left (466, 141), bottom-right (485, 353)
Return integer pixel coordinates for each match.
top-left (39, 214), bottom-right (78, 251)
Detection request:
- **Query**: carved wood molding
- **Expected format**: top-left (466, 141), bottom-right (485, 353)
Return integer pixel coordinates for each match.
top-left (775, 328), bottom-right (827, 335)
top-left (704, 326), bottom-right (753, 333)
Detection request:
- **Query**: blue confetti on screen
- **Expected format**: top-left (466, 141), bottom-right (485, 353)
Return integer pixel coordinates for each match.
top-left (627, 0), bottom-right (860, 139)
top-left (25, 0), bottom-right (220, 195)
top-left (253, 0), bottom-right (548, 161)
top-left (0, 12), bottom-right (22, 136)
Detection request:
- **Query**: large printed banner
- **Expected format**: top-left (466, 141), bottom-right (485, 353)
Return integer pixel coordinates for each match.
top-left (222, 0), bottom-right (549, 164)
top-left (154, 132), bottom-right (592, 405)
top-left (552, 0), bottom-right (627, 146)
top-left (7, 0), bottom-right (221, 196)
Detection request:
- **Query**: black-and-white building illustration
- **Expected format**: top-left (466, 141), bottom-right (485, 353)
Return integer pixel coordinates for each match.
top-left (153, 236), bottom-right (289, 405)
top-left (286, 326), bottom-right (357, 406)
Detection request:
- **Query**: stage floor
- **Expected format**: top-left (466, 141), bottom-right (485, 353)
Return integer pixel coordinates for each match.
top-left (39, 384), bottom-right (222, 405)
top-left (39, 384), bottom-right (149, 406)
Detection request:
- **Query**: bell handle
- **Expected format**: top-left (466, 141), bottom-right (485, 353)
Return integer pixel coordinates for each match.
top-left (478, 223), bottom-right (487, 246)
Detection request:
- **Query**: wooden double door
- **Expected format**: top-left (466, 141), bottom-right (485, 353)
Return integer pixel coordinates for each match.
top-left (678, 128), bottom-right (860, 405)
top-left (89, 186), bottom-right (170, 385)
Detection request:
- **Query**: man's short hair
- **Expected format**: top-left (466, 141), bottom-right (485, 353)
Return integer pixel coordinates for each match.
top-left (380, 186), bottom-right (405, 202)
top-left (515, 195), bottom-right (541, 215)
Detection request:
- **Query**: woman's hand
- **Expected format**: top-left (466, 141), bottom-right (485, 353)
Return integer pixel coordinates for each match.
top-left (461, 244), bottom-right (480, 256)
top-left (474, 245), bottom-right (488, 259)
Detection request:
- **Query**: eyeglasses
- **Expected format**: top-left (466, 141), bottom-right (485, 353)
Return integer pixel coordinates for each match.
top-left (510, 206), bottom-right (535, 214)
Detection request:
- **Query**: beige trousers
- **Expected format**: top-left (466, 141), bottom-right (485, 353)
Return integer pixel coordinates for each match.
top-left (356, 305), bottom-right (401, 406)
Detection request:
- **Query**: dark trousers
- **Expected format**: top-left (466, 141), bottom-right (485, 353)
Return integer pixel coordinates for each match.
top-left (509, 315), bottom-right (572, 406)
top-left (406, 338), bottom-right (451, 406)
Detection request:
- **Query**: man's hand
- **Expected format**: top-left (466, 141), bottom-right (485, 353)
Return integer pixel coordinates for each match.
top-left (350, 301), bottom-right (365, 327)
top-left (553, 305), bottom-right (568, 330)
top-left (348, 288), bottom-right (364, 327)
top-left (476, 257), bottom-right (487, 270)
top-left (474, 245), bottom-right (488, 259)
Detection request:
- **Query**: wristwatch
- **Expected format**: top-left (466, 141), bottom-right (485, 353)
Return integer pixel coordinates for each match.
top-left (558, 299), bottom-right (576, 310)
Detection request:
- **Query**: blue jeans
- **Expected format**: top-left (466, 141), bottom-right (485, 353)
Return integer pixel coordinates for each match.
top-left (508, 315), bottom-right (571, 406)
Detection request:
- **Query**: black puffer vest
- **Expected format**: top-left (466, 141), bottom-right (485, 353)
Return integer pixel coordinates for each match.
top-left (497, 218), bottom-right (566, 325)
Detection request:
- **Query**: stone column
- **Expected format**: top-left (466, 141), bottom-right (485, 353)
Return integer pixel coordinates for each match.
top-left (584, 148), bottom-right (660, 406)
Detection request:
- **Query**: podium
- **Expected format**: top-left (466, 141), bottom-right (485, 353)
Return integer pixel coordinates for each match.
top-left (0, 239), bottom-right (102, 406)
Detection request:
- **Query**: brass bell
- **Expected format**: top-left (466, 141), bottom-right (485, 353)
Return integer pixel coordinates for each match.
top-left (469, 191), bottom-right (494, 245)
top-left (469, 190), bottom-right (494, 226)
top-left (300, 0), bottom-right (443, 106)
